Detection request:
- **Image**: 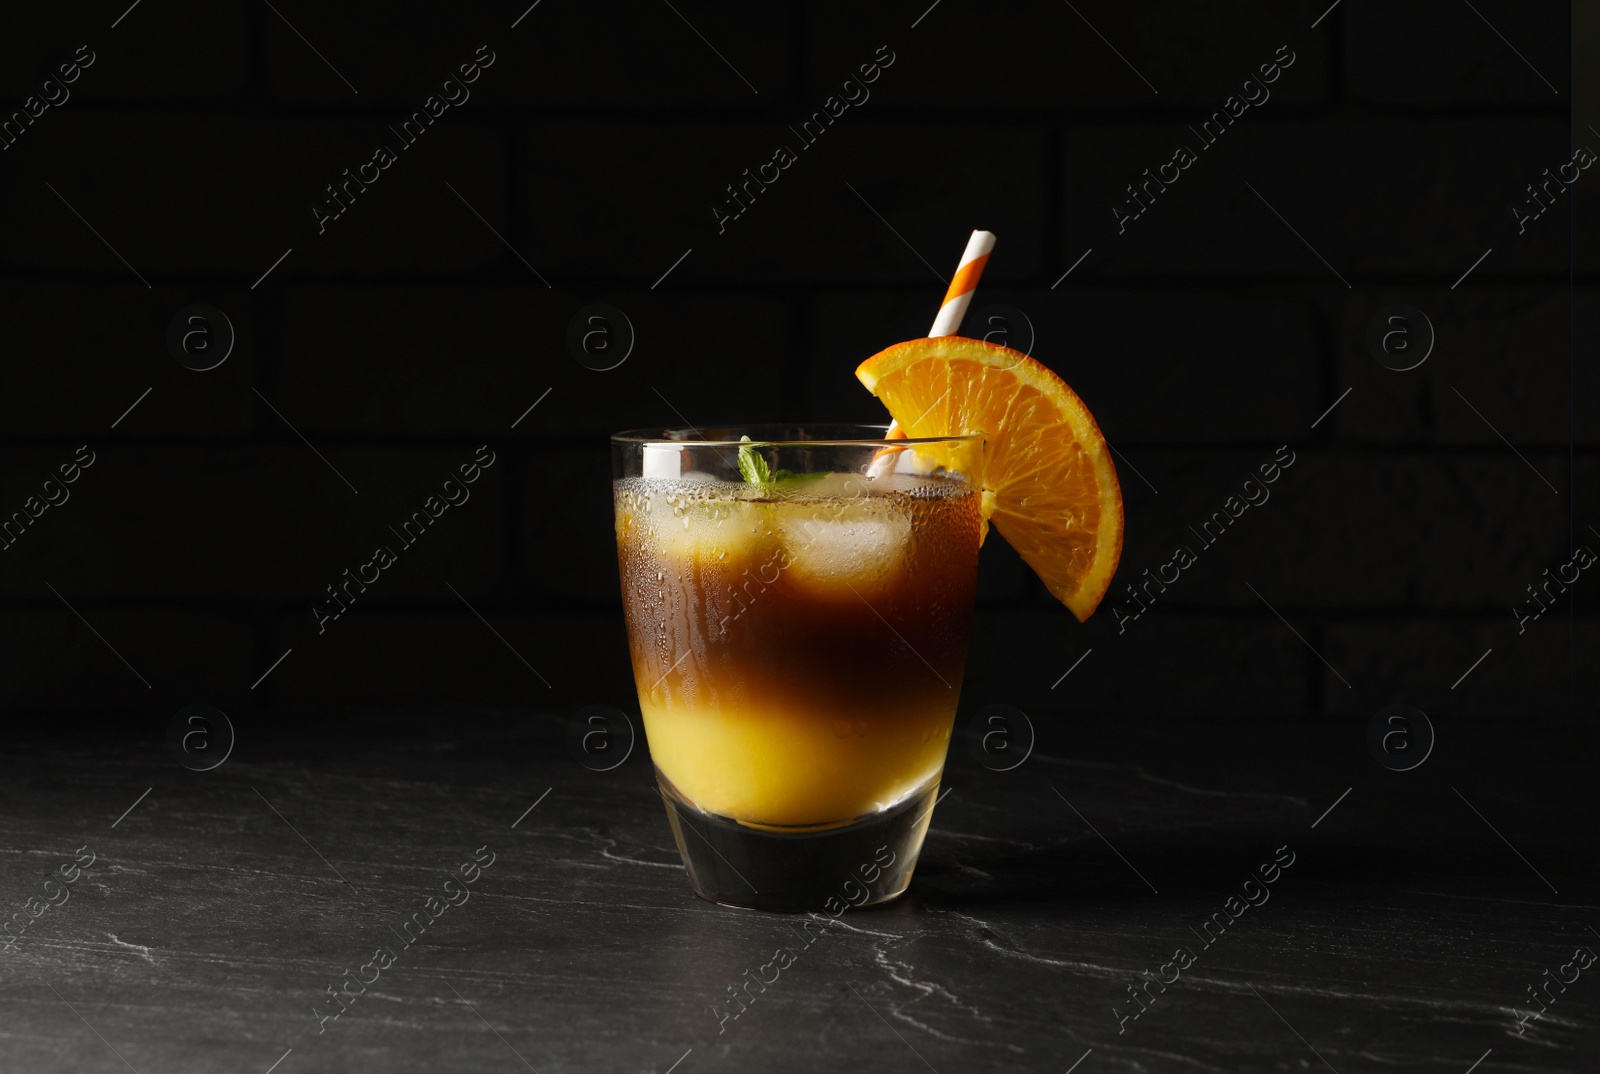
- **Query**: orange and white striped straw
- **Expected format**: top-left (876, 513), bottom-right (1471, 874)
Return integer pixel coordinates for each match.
top-left (881, 229), bottom-right (996, 446)
top-left (928, 229), bottom-right (996, 338)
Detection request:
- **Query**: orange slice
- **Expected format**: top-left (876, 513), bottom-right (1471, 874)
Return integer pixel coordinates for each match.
top-left (856, 336), bottom-right (1123, 621)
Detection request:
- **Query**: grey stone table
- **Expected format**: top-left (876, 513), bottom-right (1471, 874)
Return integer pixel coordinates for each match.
top-left (0, 706), bottom-right (1594, 1073)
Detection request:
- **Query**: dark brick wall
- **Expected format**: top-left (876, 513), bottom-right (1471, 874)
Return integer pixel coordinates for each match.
top-left (0, 0), bottom-right (1590, 732)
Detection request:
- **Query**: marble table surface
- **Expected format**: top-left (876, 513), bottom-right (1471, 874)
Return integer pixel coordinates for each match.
top-left (0, 706), bottom-right (1593, 1073)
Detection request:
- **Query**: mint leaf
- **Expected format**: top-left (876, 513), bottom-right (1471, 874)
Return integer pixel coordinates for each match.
top-left (736, 435), bottom-right (772, 484)
top-left (736, 439), bottom-right (828, 488)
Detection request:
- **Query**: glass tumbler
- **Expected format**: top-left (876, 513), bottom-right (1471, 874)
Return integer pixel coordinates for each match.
top-left (611, 425), bottom-right (982, 911)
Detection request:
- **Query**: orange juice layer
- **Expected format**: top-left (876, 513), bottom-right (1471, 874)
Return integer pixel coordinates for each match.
top-left (615, 473), bottom-right (980, 827)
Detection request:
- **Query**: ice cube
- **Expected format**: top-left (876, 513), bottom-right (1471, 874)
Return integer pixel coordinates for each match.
top-left (775, 497), bottom-right (912, 591)
top-left (766, 471), bottom-right (869, 500)
top-left (645, 489), bottom-right (773, 568)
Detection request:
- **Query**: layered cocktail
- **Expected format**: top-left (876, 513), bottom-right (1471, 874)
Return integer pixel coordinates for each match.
top-left (613, 428), bottom-right (983, 908)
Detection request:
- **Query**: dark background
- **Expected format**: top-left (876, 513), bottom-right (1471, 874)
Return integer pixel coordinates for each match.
top-left (0, 0), bottom-right (1591, 733)
top-left (0, 5), bottom-right (1596, 1073)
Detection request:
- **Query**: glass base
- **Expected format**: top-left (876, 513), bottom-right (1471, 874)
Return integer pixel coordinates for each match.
top-left (656, 767), bottom-right (942, 912)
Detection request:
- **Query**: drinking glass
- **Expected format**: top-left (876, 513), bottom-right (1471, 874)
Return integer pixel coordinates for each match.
top-left (611, 425), bottom-right (982, 910)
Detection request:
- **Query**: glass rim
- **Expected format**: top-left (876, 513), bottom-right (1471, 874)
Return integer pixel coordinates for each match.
top-left (610, 423), bottom-right (983, 448)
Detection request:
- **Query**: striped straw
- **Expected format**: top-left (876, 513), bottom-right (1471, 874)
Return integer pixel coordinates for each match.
top-left (880, 229), bottom-right (996, 447)
top-left (929, 230), bottom-right (996, 338)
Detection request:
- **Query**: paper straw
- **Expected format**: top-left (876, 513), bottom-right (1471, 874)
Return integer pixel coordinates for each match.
top-left (879, 230), bottom-right (997, 448)
top-left (928, 229), bottom-right (996, 338)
